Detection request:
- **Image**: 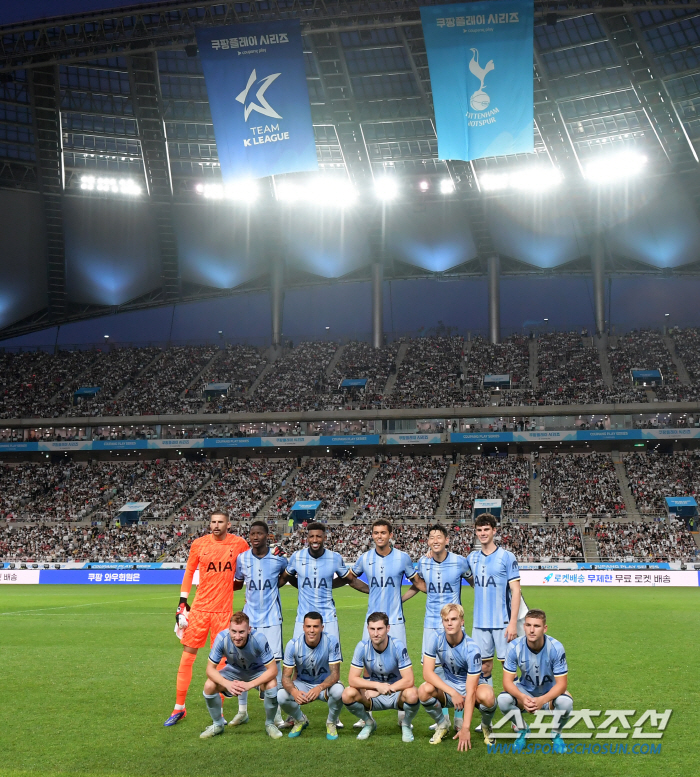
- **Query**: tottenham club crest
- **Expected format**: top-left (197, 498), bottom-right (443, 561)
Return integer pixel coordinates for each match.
top-left (468, 48), bottom-right (494, 111)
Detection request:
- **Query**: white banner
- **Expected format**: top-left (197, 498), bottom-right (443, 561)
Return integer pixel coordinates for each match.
top-left (520, 570), bottom-right (698, 587)
top-left (0, 570), bottom-right (40, 584)
top-left (386, 434), bottom-right (443, 445)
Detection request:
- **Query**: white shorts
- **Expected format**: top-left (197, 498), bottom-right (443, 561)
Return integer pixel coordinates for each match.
top-left (251, 624), bottom-right (283, 660)
top-left (472, 627), bottom-right (508, 662)
top-left (421, 627), bottom-right (444, 665)
top-left (293, 619), bottom-right (341, 657)
top-left (362, 620), bottom-right (406, 648)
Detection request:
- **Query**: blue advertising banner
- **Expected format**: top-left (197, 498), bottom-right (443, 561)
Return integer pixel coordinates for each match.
top-left (420, 1), bottom-right (534, 161)
top-left (196, 20), bottom-right (318, 181)
top-left (39, 569), bottom-right (186, 585)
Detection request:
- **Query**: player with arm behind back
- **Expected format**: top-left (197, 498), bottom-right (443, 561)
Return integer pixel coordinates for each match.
top-left (165, 511), bottom-right (249, 727)
top-left (498, 609), bottom-right (572, 754)
top-left (231, 521), bottom-right (288, 729)
top-left (201, 611), bottom-right (282, 740)
top-left (419, 603), bottom-right (498, 751)
top-left (342, 612), bottom-right (420, 743)
top-left (277, 612), bottom-right (345, 741)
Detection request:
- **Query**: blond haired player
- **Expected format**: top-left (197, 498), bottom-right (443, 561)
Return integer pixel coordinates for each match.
top-left (164, 510), bottom-right (249, 727)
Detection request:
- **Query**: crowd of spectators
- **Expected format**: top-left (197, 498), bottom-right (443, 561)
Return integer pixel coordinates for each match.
top-left (534, 332), bottom-right (608, 404)
top-left (595, 520), bottom-right (698, 561)
top-left (388, 337), bottom-right (465, 408)
top-left (184, 458), bottom-right (294, 521)
top-left (322, 341), bottom-right (399, 410)
top-left (0, 522), bottom-right (188, 563)
top-left (353, 456), bottom-right (449, 518)
top-left (498, 522), bottom-right (584, 561)
top-left (200, 345), bottom-right (267, 414)
top-left (265, 457), bottom-right (372, 518)
top-left (623, 450), bottom-right (700, 513)
top-left (539, 452), bottom-right (627, 517)
top-left (608, 330), bottom-right (678, 393)
top-left (248, 341), bottom-right (339, 412)
top-left (0, 349), bottom-right (101, 419)
top-left (466, 335), bottom-right (531, 389)
top-left (63, 347), bottom-right (161, 417)
top-left (0, 461), bottom-right (139, 522)
top-left (110, 346), bottom-right (218, 416)
top-left (445, 455), bottom-right (530, 516)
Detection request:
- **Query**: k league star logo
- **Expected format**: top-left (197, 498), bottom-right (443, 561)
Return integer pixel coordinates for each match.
top-left (236, 69), bottom-right (283, 121)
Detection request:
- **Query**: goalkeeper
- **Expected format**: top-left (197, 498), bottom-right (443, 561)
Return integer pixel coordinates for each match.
top-left (164, 510), bottom-right (249, 727)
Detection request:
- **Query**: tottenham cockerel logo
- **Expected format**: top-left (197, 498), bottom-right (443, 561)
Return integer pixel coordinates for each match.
top-left (468, 48), bottom-right (494, 111)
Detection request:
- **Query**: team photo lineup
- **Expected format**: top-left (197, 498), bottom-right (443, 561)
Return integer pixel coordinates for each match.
top-left (166, 511), bottom-right (570, 752)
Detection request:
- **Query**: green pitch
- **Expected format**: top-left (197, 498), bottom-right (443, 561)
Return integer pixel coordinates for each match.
top-left (0, 585), bottom-right (697, 777)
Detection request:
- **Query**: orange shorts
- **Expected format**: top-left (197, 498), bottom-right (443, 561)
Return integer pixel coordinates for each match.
top-left (181, 609), bottom-right (231, 650)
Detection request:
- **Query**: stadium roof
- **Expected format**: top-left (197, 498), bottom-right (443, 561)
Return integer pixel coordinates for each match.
top-left (3, 0), bottom-right (700, 338)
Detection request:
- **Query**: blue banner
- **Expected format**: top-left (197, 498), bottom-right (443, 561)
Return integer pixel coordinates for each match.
top-left (196, 20), bottom-right (318, 181)
top-left (421, 1), bottom-right (534, 161)
top-left (39, 569), bottom-right (185, 585)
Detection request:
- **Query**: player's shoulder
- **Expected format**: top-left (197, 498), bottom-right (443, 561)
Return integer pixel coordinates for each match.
top-left (212, 628), bottom-right (229, 645)
top-left (498, 546), bottom-right (518, 563)
top-left (389, 635), bottom-right (408, 653)
top-left (250, 630), bottom-right (269, 650)
top-left (545, 635), bottom-right (566, 654)
top-left (227, 533), bottom-right (249, 549)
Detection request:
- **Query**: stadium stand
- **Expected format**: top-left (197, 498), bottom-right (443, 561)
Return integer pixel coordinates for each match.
top-left (623, 450), bottom-right (700, 514)
top-left (352, 455), bottom-right (449, 518)
top-left (466, 334), bottom-right (531, 389)
top-left (264, 456), bottom-right (372, 518)
top-left (445, 455), bottom-right (530, 516)
top-left (595, 520), bottom-right (697, 562)
top-left (199, 345), bottom-right (267, 413)
top-left (322, 341), bottom-right (399, 409)
top-left (539, 452), bottom-right (627, 518)
top-left (534, 331), bottom-right (609, 405)
top-left (607, 330), bottom-right (678, 401)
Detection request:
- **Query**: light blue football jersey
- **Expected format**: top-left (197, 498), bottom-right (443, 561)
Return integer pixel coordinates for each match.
top-left (350, 636), bottom-right (412, 684)
top-left (209, 629), bottom-right (274, 673)
top-left (416, 552), bottom-right (472, 629)
top-left (465, 547), bottom-right (520, 629)
top-left (424, 630), bottom-right (482, 695)
top-left (503, 635), bottom-right (568, 697)
top-left (352, 548), bottom-right (416, 624)
top-left (286, 548), bottom-right (349, 624)
top-left (283, 632), bottom-right (342, 685)
top-left (235, 549), bottom-right (288, 627)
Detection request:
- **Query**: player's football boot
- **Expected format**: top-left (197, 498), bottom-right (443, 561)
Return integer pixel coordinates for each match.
top-left (428, 719), bottom-right (451, 745)
top-left (326, 721), bottom-right (339, 741)
top-left (356, 720), bottom-right (377, 740)
top-left (512, 726), bottom-right (529, 753)
top-left (227, 711), bottom-right (249, 727)
top-left (552, 734), bottom-right (567, 754)
top-left (288, 715), bottom-right (309, 738)
top-left (401, 725), bottom-right (414, 743)
top-left (265, 723), bottom-right (284, 740)
top-left (276, 715), bottom-right (295, 730)
top-left (199, 722), bottom-right (225, 739)
top-left (163, 709), bottom-right (187, 727)
top-left (481, 723), bottom-right (495, 746)
top-left (354, 712), bottom-right (374, 729)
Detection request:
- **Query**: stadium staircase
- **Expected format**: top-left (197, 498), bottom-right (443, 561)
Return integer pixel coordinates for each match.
top-left (246, 346), bottom-right (283, 398)
top-left (382, 343), bottom-right (409, 398)
top-left (611, 452), bottom-right (641, 521)
top-left (663, 335), bottom-right (691, 385)
top-left (179, 349), bottom-right (224, 400)
top-left (257, 463), bottom-right (301, 518)
top-left (529, 461), bottom-right (542, 518)
top-left (529, 338), bottom-right (538, 388)
top-left (324, 344), bottom-right (345, 377)
top-left (435, 462), bottom-right (458, 520)
top-left (342, 463), bottom-right (380, 521)
top-left (596, 335), bottom-right (614, 387)
top-left (581, 533), bottom-right (600, 563)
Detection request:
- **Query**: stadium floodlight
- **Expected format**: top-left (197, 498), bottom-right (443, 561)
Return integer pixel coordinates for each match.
top-left (195, 180), bottom-right (259, 202)
top-left (275, 178), bottom-right (357, 207)
top-left (81, 175), bottom-right (141, 195)
top-left (480, 167), bottom-right (563, 193)
top-left (419, 180), bottom-right (430, 192)
top-left (440, 178), bottom-right (456, 194)
top-left (375, 177), bottom-right (399, 201)
top-left (584, 150), bottom-right (647, 183)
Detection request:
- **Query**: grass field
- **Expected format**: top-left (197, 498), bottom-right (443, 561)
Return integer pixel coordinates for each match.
top-left (0, 584), bottom-right (697, 777)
